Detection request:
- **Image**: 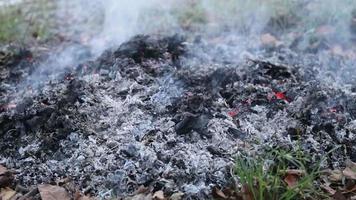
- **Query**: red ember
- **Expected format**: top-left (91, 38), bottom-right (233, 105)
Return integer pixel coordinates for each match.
top-left (228, 109), bottom-right (239, 117)
top-left (274, 91), bottom-right (289, 102)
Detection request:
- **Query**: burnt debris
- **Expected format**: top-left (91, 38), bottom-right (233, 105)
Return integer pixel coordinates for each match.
top-left (0, 34), bottom-right (356, 199)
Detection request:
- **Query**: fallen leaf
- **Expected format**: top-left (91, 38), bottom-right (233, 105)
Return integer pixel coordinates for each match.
top-left (212, 186), bottom-right (228, 199)
top-left (169, 192), bottom-right (184, 200)
top-left (342, 184), bottom-right (356, 194)
top-left (0, 165), bottom-right (7, 175)
top-left (284, 174), bottom-right (298, 188)
top-left (134, 186), bottom-right (149, 194)
top-left (285, 169), bottom-right (305, 176)
top-left (18, 187), bottom-right (40, 200)
top-left (74, 190), bottom-right (81, 200)
top-left (333, 191), bottom-right (347, 200)
top-left (346, 160), bottom-right (356, 169)
top-left (72, 191), bottom-right (95, 200)
top-left (79, 196), bottom-right (95, 200)
top-left (38, 184), bottom-right (70, 200)
top-left (128, 193), bottom-right (153, 200)
top-left (343, 168), bottom-right (356, 180)
top-left (0, 187), bottom-right (16, 200)
top-left (321, 184), bottom-right (336, 195)
top-left (329, 170), bottom-right (344, 182)
top-left (241, 184), bottom-right (254, 200)
top-left (0, 171), bottom-right (14, 188)
top-left (153, 190), bottom-right (165, 200)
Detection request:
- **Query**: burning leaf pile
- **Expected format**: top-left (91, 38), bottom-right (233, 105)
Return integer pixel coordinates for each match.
top-left (0, 29), bottom-right (356, 199)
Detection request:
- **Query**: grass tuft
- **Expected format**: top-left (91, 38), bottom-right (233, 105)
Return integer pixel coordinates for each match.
top-left (234, 146), bottom-right (336, 200)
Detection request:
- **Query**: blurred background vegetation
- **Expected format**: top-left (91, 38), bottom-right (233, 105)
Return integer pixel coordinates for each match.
top-left (0, 0), bottom-right (355, 46)
top-left (0, 0), bottom-right (55, 43)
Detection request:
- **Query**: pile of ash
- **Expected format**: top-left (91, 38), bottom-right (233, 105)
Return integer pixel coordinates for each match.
top-left (0, 34), bottom-right (355, 199)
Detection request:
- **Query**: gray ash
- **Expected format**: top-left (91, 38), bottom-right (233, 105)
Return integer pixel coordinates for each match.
top-left (0, 34), bottom-right (355, 199)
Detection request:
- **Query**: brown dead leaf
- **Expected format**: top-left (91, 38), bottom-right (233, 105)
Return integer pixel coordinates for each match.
top-left (241, 184), bottom-right (254, 200)
top-left (0, 165), bottom-right (12, 188)
top-left (134, 185), bottom-right (149, 195)
top-left (321, 184), bottom-right (336, 195)
top-left (0, 187), bottom-right (16, 200)
top-left (73, 190), bottom-right (93, 200)
top-left (169, 192), bottom-right (184, 200)
top-left (73, 190), bottom-right (81, 200)
top-left (153, 190), bottom-right (165, 200)
top-left (79, 195), bottom-right (95, 200)
top-left (333, 191), bottom-right (347, 200)
top-left (342, 184), bottom-right (356, 194)
top-left (18, 187), bottom-right (40, 200)
top-left (346, 160), bottom-right (356, 170)
top-left (38, 184), bottom-right (70, 200)
top-left (329, 170), bottom-right (344, 182)
top-left (212, 186), bottom-right (228, 199)
top-left (128, 193), bottom-right (153, 200)
top-left (284, 174), bottom-right (298, 188)
top-left (0, 165), bottom-right (7, 175)
top-left (343, 160), bottom-right (356, 180)
top-left (285, 169), bottom-right (305, 176)
top-left (343, 168), bottom-right (356, 180)
top-left (0, 171), bottom-right (14, 188)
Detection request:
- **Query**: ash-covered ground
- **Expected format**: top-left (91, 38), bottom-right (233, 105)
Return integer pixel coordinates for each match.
top-left (0, 31), bottom-right (356, 199)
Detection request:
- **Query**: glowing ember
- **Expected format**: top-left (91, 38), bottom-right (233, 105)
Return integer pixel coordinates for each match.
top-left (274, 91), bottom-right (289, 102)
top-left (228, 109), bottom-right (238, 117)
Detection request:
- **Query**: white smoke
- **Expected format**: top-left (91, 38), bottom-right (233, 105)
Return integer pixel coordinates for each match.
top-left (10, 0), bottom-right (356, 93)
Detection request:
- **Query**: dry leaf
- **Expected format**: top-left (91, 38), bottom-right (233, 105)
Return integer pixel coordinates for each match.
top-left (241, 184), bottom-right (254, 200)
top-left (79, 195), bottom-right (95, 200)
top-left (343, 168), bottom-right (356, 180)
top-left (342, 184), bottom-right (356, 194)
top-left (169, 192), bottom-right (184, 200)
top-left (0, 171), bottom-right (14, 188)
top-left (0, 187), bottom-right (16, 200)
top-left (212, 187), bottom-right (228, 199)
top-left (38, 184), bottom-right (70, 200)
top-left (342, 160), bottom-right (356, 180)
top-left (329, 170), bottom-right (344, 182)
top-left (285, 169), bottom-right (305, 176)
top-left (284, 174), bottom-right (298, 188)
top-left (346, 160), bottom-right (356, 170)
top-left (74, 190), bottom-right (82, 200)
top-left (153, 190), bottom-right (165, 200)
top-left (0, 165), bottom-right (7, 175)
top-left (128, 193), bottom-right (153, 200)
top-left (321, 184), bottom-right (336, 195)
top-left (333, 191), bottom-right (347, 200)
top-left (134, 186), bottom-right (149, 195)
top-left (343, 161), bottom-right (356, 180)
